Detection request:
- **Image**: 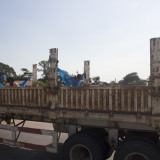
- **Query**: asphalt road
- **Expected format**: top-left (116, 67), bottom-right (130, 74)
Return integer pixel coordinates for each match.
top-left (0, 121), bottom-right (114, 160)
top-left (0, 144), bottom-right (114, 160)
top-left (0, 143), bottom-right (64, 160)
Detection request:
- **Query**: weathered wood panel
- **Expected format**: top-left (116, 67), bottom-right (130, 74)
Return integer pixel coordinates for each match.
top-left (58, 86), bottom-right (151, 113)
top-left (0, 86), bottom-right (152, 114)
top-left (0, 88), bottom-right (50, 108)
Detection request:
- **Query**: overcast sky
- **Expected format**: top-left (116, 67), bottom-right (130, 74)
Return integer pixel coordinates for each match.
top-left (0, 0), bottom-right (160, 82)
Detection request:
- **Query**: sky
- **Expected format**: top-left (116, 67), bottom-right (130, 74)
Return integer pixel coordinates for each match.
top-left (0, 0), bottom-right (160, 82)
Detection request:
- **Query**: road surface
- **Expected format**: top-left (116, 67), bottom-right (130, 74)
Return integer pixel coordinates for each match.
top-left (0, 121), bottom-right (114, 160)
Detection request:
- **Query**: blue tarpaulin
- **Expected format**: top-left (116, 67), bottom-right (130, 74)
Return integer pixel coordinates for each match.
top-left (19, 78), bottom-right (30, 87)
top-left (58, 68), bottom-right (84, 87)
top-left (0, 78), bottom-right (29, 87)
top-left (0, 83), bottom-right (4, 87)
top-left (0, 75), bottom-right (6, 81)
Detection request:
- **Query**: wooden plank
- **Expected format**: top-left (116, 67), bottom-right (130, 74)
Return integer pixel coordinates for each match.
top-left (121, 90), bottom-right (125, 111)
top-left (71, 89), bottom-right (73, 108)
top-left (97, 89), bottom-right (100, 110)
top-left (76, 90), bottom-right (79, 109)
top-left (92, 90), bottom-right (95, 109)
top-left (34, 89), bottom-right (37, 103)
top-left (81, 90), bottom-right (84, 109)
top-left (134, 90), bottom-right (137, 112)
top-left (115, 90), bottom-right (118, 111)
top-left (109, 89), bottom-right (112, 110)
top-left (46, 89), bottom-right (49, 105)
top-left (0, 89), bottom-right (2, 103)
top-left (18, 89), bottom-right (21, 105)
top-left (103, 90), bottom-right (106, 110)
top-left (128, 90), bottom-right (131, 111)
top-left (66, 89), bottom-right (68, 108)
top-left (26, 89), bottom-right (29, 106)
top-left (148, 89), bottom-right (152, 111)
top-left (4, 89), bottom-right (7, 103)
top-left (141, 90), bottom-right (144, 112)
top-left (61, 89), bottom-right (64, 108)
top-left (14, 89), bottom-right (17, 104)
top-left (86, 89), bottom-right (89, 109)
top-left (8, 89), bottom-right (10, 105)
top-left (29, 89), bottom-right (32, 105)
top-left (41, 89), bottom-right (44, 106)
top-left (38, 89), bottom-right (41, 106)
top-left (22, 89), bottom-right (25, 106)
top-left (11, 89), bottom-right (13, 104)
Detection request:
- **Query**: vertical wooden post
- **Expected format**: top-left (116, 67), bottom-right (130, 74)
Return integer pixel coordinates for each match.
top-left (32, 64), bottom-right (37, 87)
top-left (150, 38), bottom-right (160, 87)
top-left (84, 61), bottom-right (90, 85)
top-left (150, 38), bottom-right (160, 114)
top-left (49, 48), bottom-right (58, 87)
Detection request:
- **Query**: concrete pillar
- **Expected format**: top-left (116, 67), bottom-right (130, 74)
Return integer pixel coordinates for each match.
top-left (49, 48), bottom-right (58, 87)
top-left (150, 38), bottom-right (160, 87)
top-left (32, 64), bottom-right (37, 87)
top-left (84, 61), bottom-right (90, 85)
top-left (150, 38), bottom-right (160, 115)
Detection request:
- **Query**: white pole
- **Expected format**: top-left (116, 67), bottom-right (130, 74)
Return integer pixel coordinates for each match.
top-left (150, 38), bottom-right (160, 87)
top-left (49, 48), bottom-right (58, 87)
top-left (32, 64), bottom-right (37, 87)
top-left (84, 61), bottom-right (90, 85)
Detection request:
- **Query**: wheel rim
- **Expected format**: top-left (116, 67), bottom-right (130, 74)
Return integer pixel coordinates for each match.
top-left (70, 144), bottom-right (92, 160)
top-left (124, 152), bottom-right (150, 160)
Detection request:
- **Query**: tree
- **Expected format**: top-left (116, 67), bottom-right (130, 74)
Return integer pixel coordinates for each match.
top-left (15, 68), bottom-right (32, 80)
top-left (21, 68), bottom-right (32, 78)
top-left (99, 81), bottom-right (109, 86)
top-left (119, 72), bottom-right (146, 86)
top-left (0, 62), bottom-right (16, 77)
top-left (110, 80), bottom-right (117, 86)
top-left (38, 60), bottom-right (49, 82)
top-left (91, 76), bottom-right (100, 85)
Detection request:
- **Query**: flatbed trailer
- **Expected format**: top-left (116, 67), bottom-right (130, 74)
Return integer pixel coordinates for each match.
top-left (1, 38), bottom-right (160, 160)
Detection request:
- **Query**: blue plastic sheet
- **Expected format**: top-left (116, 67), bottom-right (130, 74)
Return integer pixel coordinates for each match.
top-left (0, 83), bottom-right (4, 87)
top-left (0, 78), bottom-right (29, 87)
top-left (0, 75), bottom-right (6, 81)
top-left (58, 68), bottom-right (83, 87)
top-left (19, 78), bottom-right (30, 87)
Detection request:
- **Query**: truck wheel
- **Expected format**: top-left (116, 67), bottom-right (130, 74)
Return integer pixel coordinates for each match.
top-left (63, 133), bottom-right (104, 160)
top-left (113, 139), bottom-right (160, 160)
top-left (79, 129), bottom-right (109, 159)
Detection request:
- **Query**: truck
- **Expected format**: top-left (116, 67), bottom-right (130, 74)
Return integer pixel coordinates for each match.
top-left (0, 38), bottom-right (160, 160)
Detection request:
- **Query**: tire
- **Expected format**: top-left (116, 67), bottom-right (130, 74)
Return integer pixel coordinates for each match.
top-left (62, 132), bottom-right (104, 160)
top-left (113, 138), bottom-right (160, 160)
top-left (79, 129), bottom-right (109, 159)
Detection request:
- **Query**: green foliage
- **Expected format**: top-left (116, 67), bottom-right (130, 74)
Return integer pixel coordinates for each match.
top-left (0, 62), bottom-right (16, 77)
top-left (119, 72), bottom-right (146, 86)
top-left (110, 80), bottom-right (117, 86)
top-left (91, 76), bottom-right (100, 85)
top-left (99, 82), bottom-right (109, 86)
top-left (38, 80), bottom-right (49, 87)
top-left (38, 60), bottom-right (49, 82)
top-left (15, 68), bottom-right (32, 80)
top-left (21, 68), bottom-right (32, 77)
top-left (91, 77), bottom-right (109, 86)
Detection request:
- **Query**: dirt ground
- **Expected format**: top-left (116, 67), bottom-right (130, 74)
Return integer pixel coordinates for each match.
top-left (0, 121), bottom-right (114, 160)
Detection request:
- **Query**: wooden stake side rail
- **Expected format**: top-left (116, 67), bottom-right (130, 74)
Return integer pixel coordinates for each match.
top-left (58, 86), bottom-right (152, 113)
top-left (0, 86), bottom-right (152, 114)
top-left (0, 87), bottom-right (50, 107)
